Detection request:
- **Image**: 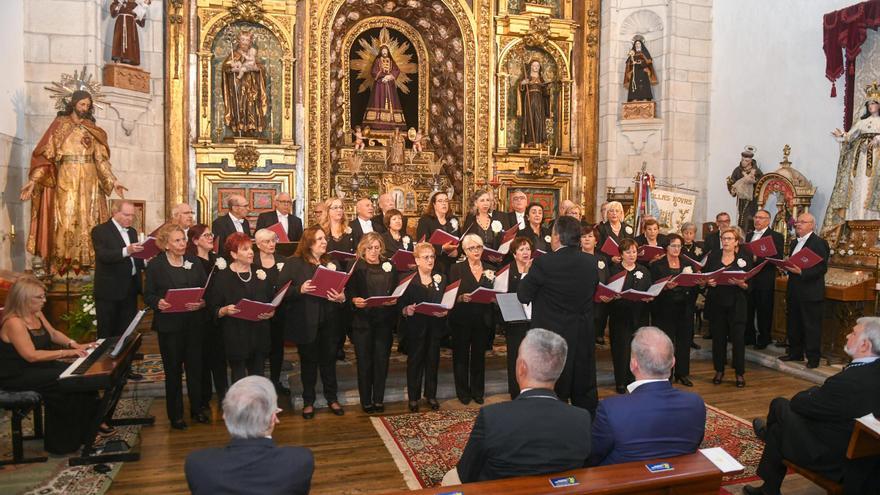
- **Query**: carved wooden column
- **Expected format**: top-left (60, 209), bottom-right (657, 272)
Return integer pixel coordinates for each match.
top-left (578, 0), bottom-right (600, 221)
top-left (164, 0), bottom-right (191, 215)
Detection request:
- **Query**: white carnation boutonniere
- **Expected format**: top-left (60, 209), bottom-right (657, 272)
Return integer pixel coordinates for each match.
top-left (625, 226), bottom-right (634, 235)
top-left (432, 274), bottom-right (442, 289)
top-left (598, 260), bottom-right (606, 270)
top-left (276, 262), bottom-right (285, 272)
top-left (344, 226), bottom-right (352, 235)
top-left (450, 218), bottom-right (459, 231)
top-left (256, 269), bottom-right (267, 281)
top-left (682, 266), bottom-right (694, 274)
top-left (382, 261), bottom-right (393, 272)
top-left (215, 258), bottom-right (227, 270)
top-left (325, 262), bottom-right (337, 271)
top-left (402, 235), bottom-right (411, 248)
top-left (695, 247), bottom-right (703, 256)
top-left (544, 235), bottom-right (551, 243)
top-left (634, 270), bottom-right (644, 280)
top-left (736, 258), bottom-right (747, 268)
top-left (183, 260), bottom-right (193, 270)
top-left (491, 220), bottom-right (502, 233)
top-left (484, 270), bottom-right (496, 282)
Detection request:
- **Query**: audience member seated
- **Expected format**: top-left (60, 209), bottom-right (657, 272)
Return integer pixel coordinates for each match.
top-left (451, 329), bottom-right (592, 484)
top-left (185, 376), bottom-right (314, 495)
top-left (588, 327), bottom-right (705, 466)
top-left (744, 317), bottom-right (880, 495)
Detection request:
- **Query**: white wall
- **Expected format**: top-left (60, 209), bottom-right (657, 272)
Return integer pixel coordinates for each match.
top-left (0, 0), bottom-right (26, 270)
top-left (707, 0), bottom-right (855, 224)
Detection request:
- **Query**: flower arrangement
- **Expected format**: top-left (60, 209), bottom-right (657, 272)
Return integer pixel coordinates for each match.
top-left (61, 283), bottom-right (97, 342)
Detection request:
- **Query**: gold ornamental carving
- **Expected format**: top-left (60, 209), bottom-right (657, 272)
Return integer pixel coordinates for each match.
top-left (621, 101), bottom-right (656, 120)
top-left (229, 0), bottom-right (265, 22)
top-left (523, 16), bottom-right (551, 47)
top-left (233, 144), bottom-right (261, 172)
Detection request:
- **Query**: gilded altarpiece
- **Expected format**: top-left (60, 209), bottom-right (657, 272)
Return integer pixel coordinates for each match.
top-left (192, 0), bottom-right (298, 227)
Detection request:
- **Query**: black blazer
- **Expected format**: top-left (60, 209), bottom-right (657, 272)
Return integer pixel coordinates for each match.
top-left (206, 264), bottom-right (273, 360)
top-left (349, 217), bottom-right (386, 246)
top-left (185, 437), bottom-right (314, 495)
top-left (597, 221), bottom-right (634, 250)
top-left (520, 224), bottom-right (552, 253)
top-left (783, 360), bottom-right (880, 493)
top-left (255, 211), bottom-right (303, 242)
top-left (374, 211), bottom-right (407, 234)
top-left (278, 257), bottom-right (344, 344)
top-left (212, 214), bottom-right (252, 260)
top-left (456, 388), bottom-right (592, 483)
top-left (91, 219), bottom-right (144, 301)
top-left (704, 250), bottom-right (752, 315)
top-left (650, 257), bottom-right (690, 303)
top-left (349, 261), bottom-right (398, 329)
top-left (634, 233), bottom-right (669, 248)
top-left (743, 229), bottom-right (785, 290)
top-left (607, 263), bottom-right (652, 324)
top-left (143, 253), bottom-right (208, 333)
top-left (786, 232), bottom-right (830, 302)
top-left (380, 231), bottom-right (414, 258)
top-left (517, 247), bottom-right (598, 339)
top-left (449, 261), bottom-right (494, 328)
top-left (505, 210), bottom-right (527, 230)
top-left (704, 230), bottom-right (720, 256)
top-left (399, 271), bottom-right (448, 331)
top-left (461, 213), bottom-right (503, 251)
top-left (415, 214), bottom-right (460, 274)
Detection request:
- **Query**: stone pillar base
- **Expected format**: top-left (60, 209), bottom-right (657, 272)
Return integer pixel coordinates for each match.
top-left (103, 64), bottom-right (151, 94)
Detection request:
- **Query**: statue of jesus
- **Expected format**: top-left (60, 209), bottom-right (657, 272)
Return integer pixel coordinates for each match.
top-left (362, 45), bottom-right (407, 130)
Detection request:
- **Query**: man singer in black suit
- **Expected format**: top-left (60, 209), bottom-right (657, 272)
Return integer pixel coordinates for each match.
top-left (745, 318), bottom-right (880, 495)
top-left (185, 376), bottom-right (314, 495)
top-left (518, 216), bottom-right (599, 415)
top-left (91, 200), bottom-right (145, 339)
top-left (350, 197), bottom-right (386, 245)
top-left (255, 192), bottom-right (303, 242)
top-left (212, 194), bottom-right (251, 260)
top-left (778, 212), bottom-right (829, 368)
top-left (454, 329), bottom-right (591, 483)
top-left (743, 209), bottom-right (785, 349)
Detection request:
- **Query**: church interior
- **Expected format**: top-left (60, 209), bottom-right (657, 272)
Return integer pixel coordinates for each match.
top-left (0, 0), bottom-right (879, 494)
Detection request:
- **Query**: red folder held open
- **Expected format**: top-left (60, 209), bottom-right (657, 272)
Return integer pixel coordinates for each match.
top-left (131, 237), bottom-right (161, 260)
top-left (391, 250), bottom-right (416, 272)
top-left (362, 273), bottom-right (415, 308)
top-left (231, 281), bottom-right (292, 321)
top-left (266, 222), bottom-right (290, 243)
top-left (163, 287), bottom-right (206, 313)
top-left (707, 260), bottom-right (768, 286)
top-left (600, 237), bottom-right (619, 258)
top-left (637, 244), bottom-right (666, 263)
top-left (744, 235), bottom-right (777, 259)
top-left (766, 247), bottom-right (822, 271)
top-left (308, 261), bottom-right (358, 299)
top-left (413, 280), bottom-right (460, 317)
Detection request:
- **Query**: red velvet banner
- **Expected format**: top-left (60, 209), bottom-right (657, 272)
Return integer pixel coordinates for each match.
top-left (823, 0), bottom-right (880, 130)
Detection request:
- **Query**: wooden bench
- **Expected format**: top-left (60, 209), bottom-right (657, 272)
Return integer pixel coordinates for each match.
top-left (397, 452), bottom-right (735, 495)
top-left (782, 416), bottom-right (880, 495)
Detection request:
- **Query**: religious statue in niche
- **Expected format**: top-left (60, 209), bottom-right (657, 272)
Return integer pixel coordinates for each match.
top-left (351, 28), bottom-right (418, 132)
top-left (222, 31), bottom-right (269, 137)
top-left (409, 127), bottom-right (424, 164)
top-left (110, 0), bottom-right (151, 66)
top-left (623, 36), bottom-right (657, 102)
top-left (353, 125), bottom-right (366, 152)
top-left (386, 128), bottom-right (406, 169)
top-left (726, 146), bottom-right (763, 232)
top-left (518, 59), bottom-right (551, 148)
top-left (823, 82), bottom-right (880, 231)
top-left (20, 77), bottom-right (128, 270)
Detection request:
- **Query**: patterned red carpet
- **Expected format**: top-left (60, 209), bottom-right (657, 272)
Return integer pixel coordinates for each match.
top-left (371, 404), bottom-right (763, 490)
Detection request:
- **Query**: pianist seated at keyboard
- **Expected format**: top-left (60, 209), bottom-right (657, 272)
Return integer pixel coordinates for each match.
top-left (0, 276), bottom-right (106, 454)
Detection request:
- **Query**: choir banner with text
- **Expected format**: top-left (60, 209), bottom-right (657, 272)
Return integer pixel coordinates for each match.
top-left (651, 187), bottom-right (696, 233)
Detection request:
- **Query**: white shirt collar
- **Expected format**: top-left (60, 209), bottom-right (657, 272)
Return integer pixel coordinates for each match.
top-left (796, 232), bottom-right (812, 243)
top-left (626, 378), bottom-right (668, 394)
top-left (228, 212), bottom-right (243, 224)
top-left (852, 356), bottom-right (879, 364)
top-left (111, 218), bottom-right (128, 232)
top-left (275, 210), bottom-right (288, 218)
top-left (753, 228), bottom-right (766, 236)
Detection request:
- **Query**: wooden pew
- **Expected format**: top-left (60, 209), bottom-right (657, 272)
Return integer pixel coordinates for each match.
top-left (397, 452), bottom-right (735, 495)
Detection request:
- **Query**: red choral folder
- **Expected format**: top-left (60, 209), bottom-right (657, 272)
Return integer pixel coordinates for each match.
top-left (231, 281), bottom-right (292, 322)
top-left (681, 253), bottom-right (708, 270)
top-left (744, 235), bottom-right (777, 259)
top-left (465, 265), bottom-right (511, 304)
top-left (428, 228), bottom-right (461, 246)
top-left (308, 261), bottom-right (358, 299)
top-left (163, 287), bottom-right (206, 313)
top-left (362, 273), bottom-right (416, 308)
top-left (600, 237), bottom-right (619, 258)
top-left (706, 260), bottom-right (768, 286)
top-left (131, 237), bottom-right (161, 260)
top-left (327, 250), bottom-right (356, 261)
top-left (619, 276), bottom-right (670, 302)
top-left (668, 267), bottom-right (726, 287)
top-left (593, 271), bottom-right (626, 302)
top-left (266, 222), bottom-right (290, 243)
top-left (766, 247), bottom-right (823, 271)
top-left (391, 250), bottom-right (416, 272)
top-left (637, 244), bottom-right (666, 263)
top-left (413, 280), bottom-right (461, 317)
top-left (481, 225), bottom-right (521, 263)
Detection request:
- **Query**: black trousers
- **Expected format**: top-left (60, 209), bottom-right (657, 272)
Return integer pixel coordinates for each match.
top-left (505, 323), bottom-right (528, 399)
top-left (452, 319), bottom-right (491, 400)
top-left (158, 329), bottom-right (203, 421)
top-left (298, 322), bottom-right (339, 405)
top-left (608, 305), bottom-right (639, 387)
top-left (593, 302), bottom-right (609, 342)
top-left (95, 282), bottom-right (138, 339)
top-left (269, 314), bottom-right (285, 384)
top-left (406, 322), bottom-right (442, 401)
top-left (229, 353), bottom-right (265, 384)
top-left (351, 324), bottom-right (393, 406)
top-left (568, 322), bottom-right (598, 417)
top-left (756, 397), bottom-right (794, 494)
top-left (747, 287), bottom-right (775, 346)
top-left (657, 298), bottom-right (692, 377)
top-left (786, 295), bottom-right (823, 363)
top-left (711, 301), bottom-right (746, 376)
top-left (201, 321), bottom-right (228, 408)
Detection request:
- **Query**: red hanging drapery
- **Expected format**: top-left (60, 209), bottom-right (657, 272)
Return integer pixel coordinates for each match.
top-left (823, 0), bottom-right (880, 130)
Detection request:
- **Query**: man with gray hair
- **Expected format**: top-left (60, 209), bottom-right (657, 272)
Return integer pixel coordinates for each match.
top-left (588, 327), bottom-right (705, 466)
top-left (212, 193), bottom-right (251, 260)
top-left (256, 192), bottom-right (303, 242)
top-left (185, 376), bottom-right (314, 495)
top-left (170, 203), bottom-right (195, 235)
top-left (454, 329), bottom-right (591, 483)
top-left (745, 318), bottom-right (880, 495)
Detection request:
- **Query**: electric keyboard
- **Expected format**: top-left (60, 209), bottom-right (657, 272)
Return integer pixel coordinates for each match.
top-left (57, 334), bottom-right (141, 391)
top-left (58, 338), bottom-right (111, 379)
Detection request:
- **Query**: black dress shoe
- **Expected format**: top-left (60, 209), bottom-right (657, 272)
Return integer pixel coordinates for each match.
top-left (806, 360), bottom-right (820, 369)
top-left (191, 412), bottom-right (210, 424)
top-left (675, 376), bottom-right (694, 387)
top-left (736, 375), bottom-right (746, 388)
top-left (171, 419), bottom-right (188, 430)
top-left (302, 406), bottom-right (315, 420)
top-left (328, 402), bottom-right (345, 416)
top-left (615, 385), bottom-right (627, 394)
top-left (373, 403), bottom-right (385, 413)
top-left (427, 399), bottom-right (440, 411)
top-left (690, 341), bottom-right (701, 350)
top-left (472, 396), bottom-right (484, 405)
top-left (275, 381), bottom-right (291, 395)
top-left (408, 401), bottom-right (419, 412)
top-left (712, 372), bottom-right (724, 385)
top-left (778, 354), bottom-right (803, 362)
top-left (742, 484), bottom-right (769, 495)
top-left (752, 418), bottom-right (767, 441)
top-left (457, 395), bottom-right (471, 405)
top-left (361, 404), bottom-right (375, 414)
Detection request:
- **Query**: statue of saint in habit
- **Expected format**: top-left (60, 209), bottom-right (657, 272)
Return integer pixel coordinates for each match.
top-left (518, 59), bottom-right (551, 147)
top-left (222, 31), bottom-right (269, 137)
